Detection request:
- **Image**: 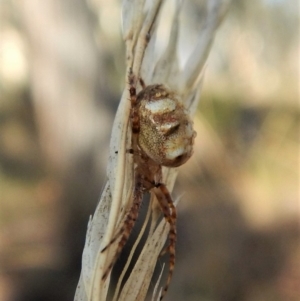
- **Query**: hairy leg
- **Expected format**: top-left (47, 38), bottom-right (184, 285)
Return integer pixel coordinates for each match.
top-left (153, 184), bottom-right (177, 301)
top-left (101, 175), bottom-right (144, 281)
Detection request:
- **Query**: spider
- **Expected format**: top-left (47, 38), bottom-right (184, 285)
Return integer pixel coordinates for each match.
top-left (101, 69), bottom-right (196, 300)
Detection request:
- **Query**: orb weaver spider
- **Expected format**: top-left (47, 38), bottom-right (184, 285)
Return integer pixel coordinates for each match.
top-left (101, 69), bottom-right (196, 300)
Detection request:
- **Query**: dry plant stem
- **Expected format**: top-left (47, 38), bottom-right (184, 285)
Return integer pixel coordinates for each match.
top-left (122, 0), bottom-right (145, 42)
top-left (100, 0), bottom-right (165, 285)
top-left (152, 0), bottom-right (182, 85)
top-left (118, 219), bottom-right (169, 301)
top-left (179, 0), bottom-right (231, 93)
top-left (152, 263), bottom-right (165, 301)
top-left (91, 92), bottom-right (131, 301)
top-left (74, 182), bottom-right (112, 301)
top-left (74, 1), bottom-right (231, 301)
top-left (131, 0), bottom-right (163, 78)
top-left (108, 0), bottom-right (158, 256)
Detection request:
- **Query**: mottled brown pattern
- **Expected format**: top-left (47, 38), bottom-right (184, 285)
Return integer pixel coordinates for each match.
top-left (101, 69), bottom-right (196, 300)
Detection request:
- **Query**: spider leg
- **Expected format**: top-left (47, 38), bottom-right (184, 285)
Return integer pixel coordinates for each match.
top-left (153, 183), bottom-right (177, 301)
top-left (139, 77), bottom-right (146, 89)
top-left (128, 70), bottom-right (140, 145)
top-left (101, 176), bottom-right (144, 281)
top-left (128, 69), bottom-right (137, 106)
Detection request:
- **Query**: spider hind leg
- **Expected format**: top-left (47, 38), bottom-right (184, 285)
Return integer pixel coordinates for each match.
top-left (153, 183), bottom-right (177, 301)
top-left (101, 178), bottom-right (144, 281)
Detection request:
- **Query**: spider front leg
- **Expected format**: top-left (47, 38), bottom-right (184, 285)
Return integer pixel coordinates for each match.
top-left (101, 71), bottom-right (144, 281)
top-left (153, 183), bottom-right (177, 301)
top-left (128, 69), bottom-right (140, 156)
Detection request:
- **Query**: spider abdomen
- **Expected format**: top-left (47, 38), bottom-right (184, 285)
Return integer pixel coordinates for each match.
top-left (137, 84), bottom-right (196, 167)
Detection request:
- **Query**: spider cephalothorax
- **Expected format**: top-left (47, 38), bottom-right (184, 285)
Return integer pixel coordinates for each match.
top-left (102, 71), bottom-right (196, 300)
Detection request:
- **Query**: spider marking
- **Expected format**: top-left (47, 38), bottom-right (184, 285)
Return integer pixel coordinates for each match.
top-left (101, 69), bottom-right (196, 300)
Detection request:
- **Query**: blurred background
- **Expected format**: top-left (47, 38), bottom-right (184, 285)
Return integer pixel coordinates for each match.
top-left (0, 0), bottom-right (299, 301)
